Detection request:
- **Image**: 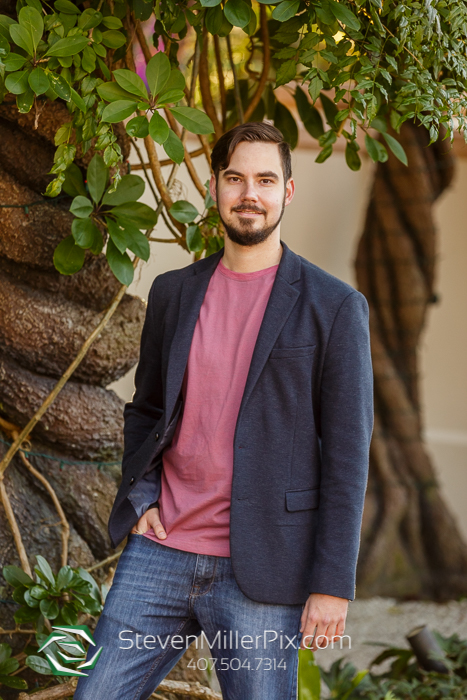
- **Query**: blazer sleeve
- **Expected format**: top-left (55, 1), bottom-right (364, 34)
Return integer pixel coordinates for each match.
top-left (121, 276), bottom-right (165, 477)
top-left (309, 290), bottom-right (374, 600)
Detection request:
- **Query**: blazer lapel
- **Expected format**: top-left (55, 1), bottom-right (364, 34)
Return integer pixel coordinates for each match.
top-left (237, 241), bottom-right (301, 418)
top-left (164, 249), bottom-right (223, 423)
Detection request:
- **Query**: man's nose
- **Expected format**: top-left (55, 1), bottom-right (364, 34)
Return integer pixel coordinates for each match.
top-left (240, 180), bottom-right (259, 201)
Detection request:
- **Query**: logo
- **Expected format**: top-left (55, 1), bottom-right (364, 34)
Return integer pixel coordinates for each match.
top-left (37, 625), bottom-right (103, 677)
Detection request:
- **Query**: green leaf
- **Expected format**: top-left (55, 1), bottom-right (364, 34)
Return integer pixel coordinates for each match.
top-left (315, 145), bottom-right (333, 163)
top-left (17, 87), bottom-right (34, 113)
top-left (320, 92), bottom-right (338, 127)
top-left (123, 226), bottom-right (150, 261)
top-left (146, 51), bottom-right (171, 97)
top-left (149, 110), bottom-right (169, 144)
top-left (87, 153), bottom-right (108, 203)
top-left (49, 73), bottom-right (71, 101)
top-left (70, 88), bottom-right (86, 111)
top-left (106, 216), bottom-right (128, 253)
top-left (63, 163), bottom-right (87, 197)
top-left (163, 69), bottom-right (186, 93)
top-left (328, 0), bottom-right (361, 30)
top-left (295, 86), bottom-right (324, 139)
top-left (101, 30), bottom-right (126, 49)
top-left (2, 565), bottom-right (33, 588)
top-left (13, 606), bottom-right (40, 624)
top-left (111, 201), bottom-right (158, 229)
top-left (126, 115), bottom-right (149, 138)
top-left (18, 5), bottom-right (43, 53)
top-left (205, 5), bottom-right (224, 33)
top-left (274, 100), bottom-right (298, 150)
top-left (102, 99), bottom-right (138, 122)
top-left (10, 24), bottom-right (34, 56)
top-left (78, 8), bottom-right (103, 31)
top-left (54, 0), bottom-right (80, 13)
top-left (382, 132), bottom-right (408, 165)
top-left (101, 16), bottom-right (123, 29)
top-left (97, 81), bottom-right (137, 102)
top-left (40, 598), bottom-right (59, 619)
top-left (308, 75), bottom-right (323, 103)
top-left (45, 35), bottom-right (89, 57)
top-left (70, 195), bottom-right (93, 218)
top-left (272, 0), bottom-right (300, 22)
top-left (156, 89), bottom-right (185, 105)
top-left (103, 174), bottom-right (145, 205)
top-left (24, 589), bottom-right (40, 607)
top-left (163, 129), bottom-right (185, 164)
top-left (29, 585), bottom-right (49, 600)
top-left (28, 67), bottom-right (49, 95)
top-left (113, 68), bottom-right (148, 101)
top-left (170, 200), bottom-right (199, 223)
top-left (25, 655), bottom-right (54, 675)
top-left (186, 224), bottom-right (204, 252)
top-left (169, 106), bottom-right (214, 135)
top-left (3, 53), bottom-right (27, 71)
top-left (298, 648), bottom-right (320, 700)
top-left (200, 0), bottom-right (222, 7)
top-left (365, 133), bottom-right (387, 162)
top-left (369, 116), bottom-right (387, 133)
top-left (72, 217), bottom-right (102, 251)
top-left (61, 602), bottom-right (78, 625)
top-left (56, 566), bottom-right (74, 590)
top-left (345, 142), bottom-right (361, 171)
top-left (0, 674), bottom-right (28, 689)
top-left (0, 15), bottom-right (16, 42)
top-left (106, 218), bottom-right (149, 260)
top-left (35, 555), bottom-right (55, 587)
top-left (0, 657), bottom-right (18, 675)
top-left (5, 69), bottom-right (30, 95)
top-left (224, 0), bottom-right (250, 28)
top-left (106, 237), bottom-right (134, 285)
top-left (275, 59), bottom-right (296, 87)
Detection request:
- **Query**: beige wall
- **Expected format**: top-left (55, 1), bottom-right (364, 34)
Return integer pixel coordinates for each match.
top-left (110, 145), bottom-right (467, 539)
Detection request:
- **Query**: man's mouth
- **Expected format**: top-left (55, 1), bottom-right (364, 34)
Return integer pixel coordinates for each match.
top-left (233, 209), bottom-right (265, 216)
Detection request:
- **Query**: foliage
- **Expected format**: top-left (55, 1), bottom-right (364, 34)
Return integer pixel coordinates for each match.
top-left (0, 641), bottom-right (28, 691)
top-left (1, 0), bottom-right (467, 279)
top-left (298, 630), bottom-right (467, 700)
top-left (3, 555), bottom-right (104, 628)
top-left (2, 555), bottom-right (105, 684)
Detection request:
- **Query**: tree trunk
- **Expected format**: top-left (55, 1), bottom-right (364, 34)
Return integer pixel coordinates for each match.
top-left (356, 121), bottom-right (467, 599)
top-left (0, 95), bottom-right (209, 695)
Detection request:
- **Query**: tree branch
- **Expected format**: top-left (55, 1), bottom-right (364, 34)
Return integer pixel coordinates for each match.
top-left (15, 437), bottom-right (70, 568)
top-left (213, 35), bottom-right (227, 129)
top-left (226, 34), bottom-right (244, 124)
top-left (0, 477), bottom-right (32, 577)
top-left (243, 5), bottom-right (270, 122)
top-left (199, 29), bottom-right (223, 140)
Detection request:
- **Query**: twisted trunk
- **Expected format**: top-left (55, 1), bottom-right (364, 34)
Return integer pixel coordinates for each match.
top-left (356, 122), bottom-right (467, 599)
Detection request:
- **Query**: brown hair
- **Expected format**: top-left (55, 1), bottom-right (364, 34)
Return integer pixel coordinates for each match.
top-left (211, 122), bottom-right (292, 185)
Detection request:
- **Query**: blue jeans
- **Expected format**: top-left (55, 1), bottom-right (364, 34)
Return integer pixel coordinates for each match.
top-left (74, 534), bottom-right (303, 699)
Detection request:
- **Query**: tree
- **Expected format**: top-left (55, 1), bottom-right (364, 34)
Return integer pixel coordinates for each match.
top-left (0, 0), bottom-right (466, 659)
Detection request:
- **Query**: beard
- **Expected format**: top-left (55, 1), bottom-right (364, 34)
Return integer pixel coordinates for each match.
top-left (220, 199), bottom-right (286, 247)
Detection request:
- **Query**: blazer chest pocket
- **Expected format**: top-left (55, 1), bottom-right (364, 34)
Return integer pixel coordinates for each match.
top-left (269, 345), bottom-right (316, 359)
top-left (286, 488), bottom-right (320, 511)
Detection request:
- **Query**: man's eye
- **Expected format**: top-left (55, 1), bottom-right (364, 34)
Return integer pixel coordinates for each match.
top-left (261, 179), bottom-right (272, 184)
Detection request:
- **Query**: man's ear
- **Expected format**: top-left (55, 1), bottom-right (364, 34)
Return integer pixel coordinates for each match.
top-left (209, 173), bottom-right (217, 203)
top-left (285, 177), bottom-right (295, 207)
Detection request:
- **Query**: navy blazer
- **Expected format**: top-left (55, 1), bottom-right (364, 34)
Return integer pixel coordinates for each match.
top-left (108, 241), bottom-right (373, 604)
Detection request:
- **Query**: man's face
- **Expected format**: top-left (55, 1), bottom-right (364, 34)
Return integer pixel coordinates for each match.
top-left (209, 141), bottom-right (295, 247)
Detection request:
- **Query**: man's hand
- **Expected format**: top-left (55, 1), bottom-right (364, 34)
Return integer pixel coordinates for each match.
top-left (131, 507), bottom-right (167, 540)
top-left (300, 593), bottom-right (348, 650)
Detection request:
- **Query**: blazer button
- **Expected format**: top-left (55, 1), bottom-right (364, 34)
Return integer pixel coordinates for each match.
top-left (129, 477), bottom-right (135, 485)
top-left (155, 432), bottom-right (160, 441)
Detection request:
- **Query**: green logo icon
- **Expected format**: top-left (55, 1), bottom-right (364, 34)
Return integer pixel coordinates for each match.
top-left (38, 625), bottom-right (103, 676)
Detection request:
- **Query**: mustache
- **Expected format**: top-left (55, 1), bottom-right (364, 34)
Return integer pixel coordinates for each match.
top-left (232, 205), bottom-right (266, 214)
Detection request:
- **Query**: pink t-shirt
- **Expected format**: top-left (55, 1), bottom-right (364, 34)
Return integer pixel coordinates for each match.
top-left (143, 257), bottom-right (278, 556)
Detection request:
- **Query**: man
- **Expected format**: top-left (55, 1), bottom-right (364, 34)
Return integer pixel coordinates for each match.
top-left (75, 123), bottom-right (373, 700)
